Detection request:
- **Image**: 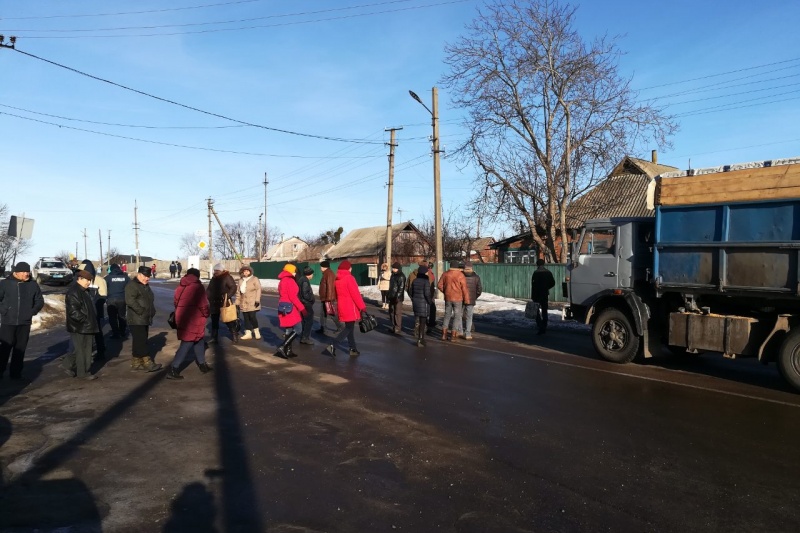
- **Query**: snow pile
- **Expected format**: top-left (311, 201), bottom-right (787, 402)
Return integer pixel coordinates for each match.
top-left (32, 295), bottom-right (66, 332)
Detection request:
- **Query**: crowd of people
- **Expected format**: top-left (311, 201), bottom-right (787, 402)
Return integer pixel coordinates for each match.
top-left (0, 256), bottom-right (556, 383)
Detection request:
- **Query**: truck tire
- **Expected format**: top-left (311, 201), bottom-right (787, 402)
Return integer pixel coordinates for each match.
top-left (592, 308), bottom-right (640, 364)
top-left (778, 329), bottom-right (800, 392)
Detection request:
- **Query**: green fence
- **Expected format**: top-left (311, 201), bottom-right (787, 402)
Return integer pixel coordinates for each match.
top-left (249, 261), bottom-right (567, 302)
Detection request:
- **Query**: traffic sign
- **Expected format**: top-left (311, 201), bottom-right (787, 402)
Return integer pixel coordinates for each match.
top-left (198, 241), bottom-right (207, 250)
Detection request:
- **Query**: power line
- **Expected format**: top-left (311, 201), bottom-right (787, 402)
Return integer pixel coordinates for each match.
top-left (674, 94), bottom-right (800, 118)
top-left (9, 47), bottom-right (384, 144)
top-left (637, 56), bottom-right (800, 91)
top-left (664, 83), bottom-right (800, 107)
top-left (1, 0), bottom-right (266, 20)
top-left (5, 0), bottom-right (472, 39)
top-left (1, 111), bottom-right (387, 158)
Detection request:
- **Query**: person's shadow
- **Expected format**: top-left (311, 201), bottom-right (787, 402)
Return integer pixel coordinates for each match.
top-left (162, 481), bottom-right (217, 532)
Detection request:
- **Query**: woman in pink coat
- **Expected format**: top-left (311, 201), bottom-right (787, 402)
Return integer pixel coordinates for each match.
top-left (167, 268), bottom-right (211, 380)
top-left (325, 260), bottom-right (366, 357)
top-left (276, 264), bottom-right (305, 359)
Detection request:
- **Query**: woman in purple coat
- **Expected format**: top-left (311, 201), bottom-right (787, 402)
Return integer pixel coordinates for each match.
top-left (167, 268), bottom-right (212, 380)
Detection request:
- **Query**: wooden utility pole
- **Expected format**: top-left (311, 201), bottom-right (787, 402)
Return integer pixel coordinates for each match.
top-left (133, 200), bottom-right (141, 268)
top-left (207, 198), bottom-right (214, 277)
top-left (263, 172), bottom-right (268, 260)
top-left (107, 230), bottom-right (111, 266)
top-left (432, 87), bottom-right (443, 294)
top-left (83, 228), bottom-right (88, 259)
top-left (98, 229), bottom-right (103, 272)
top-left (385, 127), bottom-right (402, 265)
top-left (210, 204), bottom-right (242, 263)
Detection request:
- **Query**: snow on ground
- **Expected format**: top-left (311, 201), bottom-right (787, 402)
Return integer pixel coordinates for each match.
top-left (32, 295), bottom-right (65, 332)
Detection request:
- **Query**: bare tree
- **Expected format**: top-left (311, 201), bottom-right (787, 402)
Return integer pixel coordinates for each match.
top-left (442, 0), bottom-right (676, 261)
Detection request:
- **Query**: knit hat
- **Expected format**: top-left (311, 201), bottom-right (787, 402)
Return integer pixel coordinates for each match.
top-left (13, 261), bottom-right (31, 273)
top-left (303, 267), bottom-right (314, 276)
top-left (417, 265), bottom-right (428, 275)
top-left (213, 263), bottom-right (224, 271)
top-left (76, 269), bottom-right (93, 281)
top-left (283, 264), bottom-right (297, 274)
top-left (239, 265), bottom-right (253, 276)
top-left (320, 260), bottom-right (330, 268)
top-left (455, 261), bottom-right (466, 269)
top-left (391, 262), bottom-right (401, 269)
top-left (138, 266), bottom-right (152, 277)
top-left (339, 260), bottom-right (351, 270)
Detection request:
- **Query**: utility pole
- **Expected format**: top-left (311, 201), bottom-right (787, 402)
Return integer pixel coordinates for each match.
top-left (207, 198), bottom-right (214, 277)
top-left (82, 228), bottom-right (88, 259)
top-left (385, 127), bottom-right (402, 265)
top-left (397, 207), bottom-right (404, 220)
top-left (432, 87), bottom-right (443, 293)
top-left (210, 204), bottom-right (242, 262)
top-left (268, 172), bottom-right (269, 261)
top-left (98, 229), bottom-right (103, 272)
top-left (133, 200), bottom-right (141, 268)
top-left (107, 230), bottom-right (111, 266)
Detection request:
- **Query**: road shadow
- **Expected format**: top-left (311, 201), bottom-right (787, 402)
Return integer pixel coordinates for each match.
top-left (162, 481), bottom-right (218, 533)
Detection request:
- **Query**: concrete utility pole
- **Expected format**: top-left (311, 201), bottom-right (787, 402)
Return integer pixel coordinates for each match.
top-left (207, 198), bottom-right (214, 277)
top-left (98, 229), bottom-right (103, 272)
top-left (385, 127), bottom-right (402, 266)
top-left (133, 200), bottom-right (141, 268)
top-left (107, 230), bottom-right (111, 266)
top-left (82, 228), bottom-right (88, 259)
top-left (268, 172), bottom-right (269, 261)
top-left (409, 87), bottom-right (444, 296)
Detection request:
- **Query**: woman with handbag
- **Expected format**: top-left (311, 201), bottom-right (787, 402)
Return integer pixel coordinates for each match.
top-left (167, 268), bottom-right (212, 380)
top-left (326, 260), bottom-right (367, 357)
top-left (378, 263), bottom-right (391, 310)
top-left (276, 264), bottom-right (305, 359)
top-left (237, 265), bottom-right (262, 340)
top-left (206, 263), bottom-right (239, 344)
top-left (409, 265), bottom-right (434, 347)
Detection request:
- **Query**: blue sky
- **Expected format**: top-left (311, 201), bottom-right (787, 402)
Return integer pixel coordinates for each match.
top-left (1, 0), bottom-right (799, 265)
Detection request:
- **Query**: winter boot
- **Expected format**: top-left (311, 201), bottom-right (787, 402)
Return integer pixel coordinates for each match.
top-left (240, 330), bottom-right (253, 340)
top-left (232, 331), bottom-right (239, 344)
top-left (166, 366), bottom-right (184, 380)
top-left (208, 328), bottom-right (219, 345)
top-left (441, 328), bottom-right (449, 341)
top-left (324, 344), bottom-right (336, 357)
top-left (349, 348), bottom-right (360, 357)
top-left (141, 356), bottom-right (163, 372)
top-left (196, 362), bottom-right (213, 374)
top-left (253, 328), bottom-right (261, 340)
top-left (276, 330), bottom-right (298, 359)
top-left (130, 357), bottom-right (145, 372)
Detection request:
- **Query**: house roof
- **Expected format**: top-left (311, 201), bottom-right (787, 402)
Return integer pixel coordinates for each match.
top-left (265, 236), bottom-right (307, 260)
top-left (326, 221), bottom-right (420, 259)
top-left (566, 156), bottom-right (679, 227)
top-left (295, 243), bottom-right (334, 263)
top-left (471, 237), bottom-right (495, 251)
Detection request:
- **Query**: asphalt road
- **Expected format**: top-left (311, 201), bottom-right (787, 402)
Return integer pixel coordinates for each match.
top-left (1, 278), bottom-right (799, 532)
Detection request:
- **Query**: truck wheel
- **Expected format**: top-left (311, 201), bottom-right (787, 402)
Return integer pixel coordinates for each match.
top-left (778, 330), bottom-right (800, 391)
top-left (592, 308), bottom-right (640, 364)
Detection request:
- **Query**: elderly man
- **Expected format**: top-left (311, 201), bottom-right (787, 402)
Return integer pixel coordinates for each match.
top-left (64, 270), bottom-right (100, 380)
top-left (0, 262), bottom-right (44, 381)
top-left (125, 266), bottom-right (162, 372)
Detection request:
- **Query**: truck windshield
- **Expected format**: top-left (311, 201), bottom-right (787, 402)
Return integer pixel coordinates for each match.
top-left (580, 228), bottom-right (616, 255)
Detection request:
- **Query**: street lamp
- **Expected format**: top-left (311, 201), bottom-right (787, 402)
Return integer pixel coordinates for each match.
top-left (409, 87), bottom-right (443, 294)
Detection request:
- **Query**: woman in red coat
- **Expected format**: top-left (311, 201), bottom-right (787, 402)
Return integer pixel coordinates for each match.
top-left (276, 264), bottom-right (305, 359)
top-left (325, 260), bottom-right (366, 357)
top-left (167, 268), bottom-right (212, 379)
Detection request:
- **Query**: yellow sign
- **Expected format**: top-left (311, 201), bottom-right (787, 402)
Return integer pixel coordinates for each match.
top-left (198, 241), bottom-right (207, 250)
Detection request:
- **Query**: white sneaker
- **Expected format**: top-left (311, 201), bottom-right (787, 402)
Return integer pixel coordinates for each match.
top-left (240, 330), bottom-right (253, 340)
top-left (253, 329), bottom-right (261, 340)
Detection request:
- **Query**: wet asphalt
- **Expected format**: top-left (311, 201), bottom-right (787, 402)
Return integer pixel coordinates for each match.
top-left (1, 278), bottom-right (799, 532)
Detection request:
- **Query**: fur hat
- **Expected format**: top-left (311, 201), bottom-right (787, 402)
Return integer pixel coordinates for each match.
top-left (75, 269), bottom-right (93, 281)
top-left (138, 266), bottom-right (152, 277)
top-left (391, 262), bottom-right (402, 270)
top-left (13, 262), bottom-right (31, 273)
top-left (339, 260), bottom-right (352, 271)
top-left (283, 264), bottom-right (297, 274)
top-left (239, 265), bottom-right (253, 276)
top-left (320, 260), bottom-right (330, 268)
top-left (303, 267), bottom-right (314, 276)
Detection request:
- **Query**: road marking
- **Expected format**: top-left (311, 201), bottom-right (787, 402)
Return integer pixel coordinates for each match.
top-left (477, 345), bottom-right (800, 408)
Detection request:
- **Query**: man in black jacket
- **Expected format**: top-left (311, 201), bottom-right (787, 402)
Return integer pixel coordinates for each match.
top-left (64, 270), bottom-right (100, 380)
top-left (0, 262), bottom-right (44, 380)
top-left (296, 267), bottom-right (315, 345)
top-left (387, 262), bottom-right (406, 334)
top-left (125, 266), bottom-right (162, 372)
top-left (530, 259), bottom-right (556, 334)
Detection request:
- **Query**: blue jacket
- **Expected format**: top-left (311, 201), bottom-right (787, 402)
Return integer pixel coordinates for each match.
top-left (0, 275), bottom-right (45, 326)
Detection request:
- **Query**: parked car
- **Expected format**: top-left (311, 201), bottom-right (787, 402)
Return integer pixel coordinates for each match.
top-left (33, 257), bottom-right (74, 285)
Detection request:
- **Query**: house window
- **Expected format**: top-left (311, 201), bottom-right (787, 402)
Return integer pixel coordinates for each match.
top-left (293, 244), bottom-right (299, 251)
top-left (504, 250), bottom-right (537, 263)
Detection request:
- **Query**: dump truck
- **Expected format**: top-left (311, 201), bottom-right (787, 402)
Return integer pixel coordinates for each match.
top-left (565, 157), bottom-right (800, 391)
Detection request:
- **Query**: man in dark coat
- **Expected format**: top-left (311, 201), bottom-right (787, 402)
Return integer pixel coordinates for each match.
top-left (530, 258), bottom-right (556, 334)
top-left (105, 264), bottom-right (130, 339)
top-left (407, 260), bottom-right (437, 333)
top-left (0, 262), bottom-right (44, 380)
top-left (317, 260), bottom-right (342, 333)
top-left (64, 270), bottom-right (100, 380)
top-left (206, 263), bottom-right (238, 344)
top-left (408, 265), bottom-right (433, 347)
top-left (387, 262), bottom-right (406, 335)
top-left (296, 267), bottom-right (316, 344)
top-left (125, 266), bottom-right (162, 372)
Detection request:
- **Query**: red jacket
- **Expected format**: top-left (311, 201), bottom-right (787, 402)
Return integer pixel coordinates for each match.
top-left (277, 270), bottom-right (304, 328)
top-left (334, 269), bottom-right (366, 322)
top-left (174, 274), bottom-right (209, 342)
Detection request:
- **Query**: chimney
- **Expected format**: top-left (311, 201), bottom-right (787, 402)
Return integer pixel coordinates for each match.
top-left (651, 150), bottom-right (658, 164)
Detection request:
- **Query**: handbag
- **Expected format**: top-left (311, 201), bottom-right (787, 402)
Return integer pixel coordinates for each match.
top-left (220, 294), bottom-right (238, 323)
top-left (324, 301), bottom-right (337, 317)
top-left (167, 311), bottom-right (178, 329)
top-left (358, 311), bottom-right (378, 333)
top-left (524, 300), bottom-right (540, 320)
top-left (277, 302), bottom-right (294, 315)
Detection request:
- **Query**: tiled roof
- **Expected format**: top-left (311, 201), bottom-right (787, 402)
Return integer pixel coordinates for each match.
top-left (326, 221), bottom-right (420, 259)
